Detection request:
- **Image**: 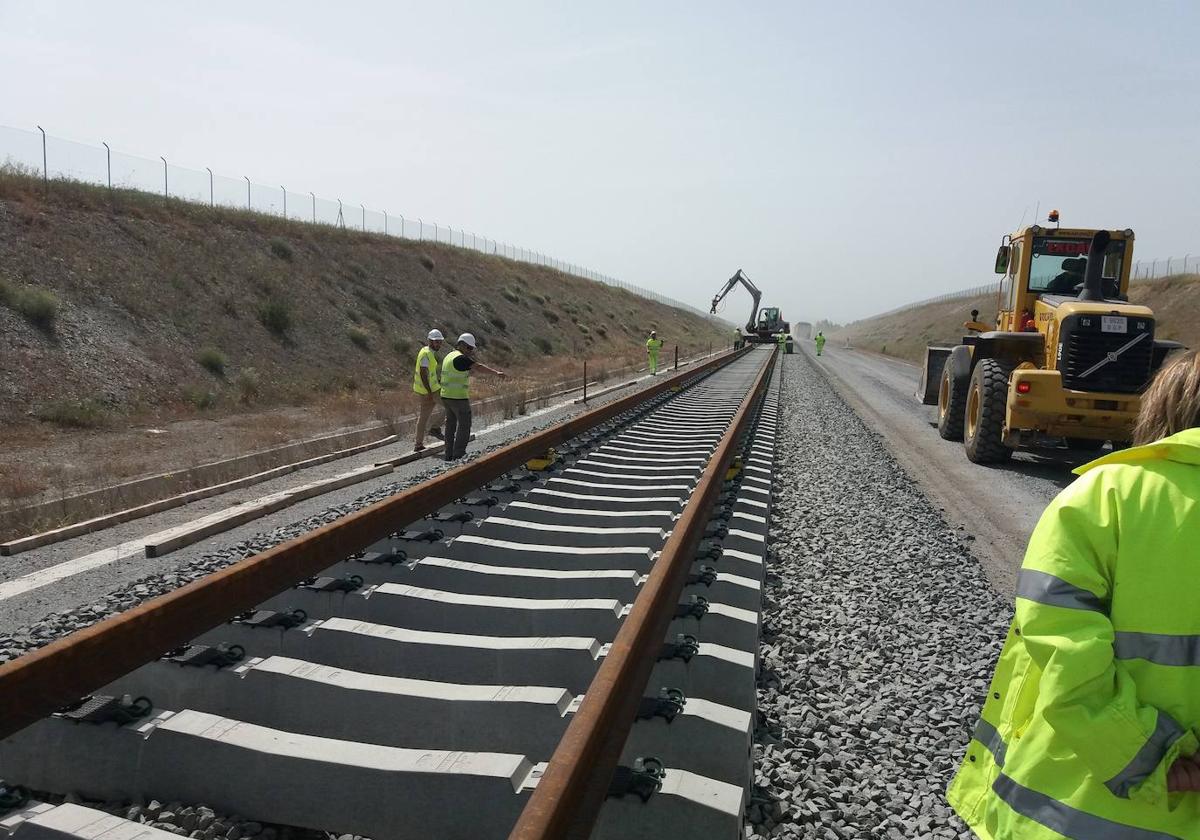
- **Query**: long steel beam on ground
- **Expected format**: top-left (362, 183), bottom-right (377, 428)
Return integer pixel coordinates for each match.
top-left (510, 347), bottom-right (776, 840)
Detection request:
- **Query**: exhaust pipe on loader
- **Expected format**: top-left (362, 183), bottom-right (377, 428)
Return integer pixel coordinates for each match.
top-left (1079, 230), bottom-right (1110, 302)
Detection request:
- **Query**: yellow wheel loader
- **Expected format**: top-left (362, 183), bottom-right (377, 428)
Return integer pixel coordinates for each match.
top-left (917, 220), bottom-right (1183, 464)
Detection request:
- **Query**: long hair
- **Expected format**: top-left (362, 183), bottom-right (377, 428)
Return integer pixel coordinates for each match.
top-left (1133, 349), bottom-right (1200, 445)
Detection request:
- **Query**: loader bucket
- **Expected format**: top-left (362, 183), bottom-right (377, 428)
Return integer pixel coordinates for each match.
top-left (917, 346), bottom-right (953, 405)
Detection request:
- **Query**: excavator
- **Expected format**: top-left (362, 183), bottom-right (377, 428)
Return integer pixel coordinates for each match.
top-left (917, 214), bottom-right (1184, 464)
top-left (709, 269), bottom-right (789, 345)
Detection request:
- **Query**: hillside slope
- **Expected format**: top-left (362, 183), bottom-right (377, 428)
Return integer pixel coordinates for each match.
top-left (833, 275), bottom-right (1200, 364)
top-left (0, 171), bottom-right (727, 425)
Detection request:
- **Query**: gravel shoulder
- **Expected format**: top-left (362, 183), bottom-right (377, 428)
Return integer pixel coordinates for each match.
top-left (749, 351), bottom-right (1011, 839)
top-left (806, 343), bottom-right (1088, 595)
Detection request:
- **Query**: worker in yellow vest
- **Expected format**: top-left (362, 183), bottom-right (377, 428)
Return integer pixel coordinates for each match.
top-left (814, 332), bottom-right (826, 356)
top-left (412, 329), bottom-right (444, 452)
top-left (646, 331), bottom-right (664, 375)
top-left (440, 332), bottom-right (507, 461)
top-left (949, 350), bottom-right (1200, 838)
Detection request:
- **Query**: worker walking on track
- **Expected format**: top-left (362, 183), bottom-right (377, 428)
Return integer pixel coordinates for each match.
top-left (440, 332), bottom-right (507, 462)
top-left (412, 329), bottom-right (445, 452)
top-left (814, 332), bottom-right (826, 356)
top-left (646, 331), bottom-right (664, 375)
top-left (949, 349), bottom-right (1200, 839)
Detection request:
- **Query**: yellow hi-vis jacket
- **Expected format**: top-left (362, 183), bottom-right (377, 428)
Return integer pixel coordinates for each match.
top-left (413, 345), bottom-right (440, 395)
top-left (440, 350), bottom-right (470, 399)
top-left (646, 338), bottom-right (663, 356)
top-left (949, 428), bottom-right (1200, 839)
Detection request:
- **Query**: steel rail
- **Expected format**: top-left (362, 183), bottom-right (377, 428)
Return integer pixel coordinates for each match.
top-left (510, 347), bottom-right (777, 840)
top-left (0, 349), bottom-right (747, 740)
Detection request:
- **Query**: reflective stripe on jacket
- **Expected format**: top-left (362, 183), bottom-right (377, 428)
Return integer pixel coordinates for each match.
top-left (949, 428), bottom-right (1200, 839)
top-left (413, 346), bottom-right (440, 395)
top-left (646, 338), bottom-right (663, 355)
top-left (440, 350), bottom-right (470, 400)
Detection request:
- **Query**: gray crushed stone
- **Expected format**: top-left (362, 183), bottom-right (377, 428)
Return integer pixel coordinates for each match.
top-left (746, 353), bottom-right (1012, 839)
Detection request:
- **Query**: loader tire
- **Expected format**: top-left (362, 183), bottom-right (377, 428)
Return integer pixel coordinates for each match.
top-left (964, 358), bottom-right (1015, 464)
top-left (937, 363), bottom-right (968, 441)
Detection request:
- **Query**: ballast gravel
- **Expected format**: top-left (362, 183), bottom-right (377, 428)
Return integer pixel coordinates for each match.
top-left (748, 353), bottom-right (1015, 839)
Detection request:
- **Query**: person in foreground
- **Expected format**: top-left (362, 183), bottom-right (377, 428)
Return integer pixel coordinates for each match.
top-left (439, 332), bottom-right (506, 462)
top-left (949, 349), bottom-right (1200, 839)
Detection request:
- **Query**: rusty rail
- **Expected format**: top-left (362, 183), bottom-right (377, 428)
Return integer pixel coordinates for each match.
top-left (0, 349), bottom-right (748, 740)
top-left (510, 347), bottom-right (777, 839)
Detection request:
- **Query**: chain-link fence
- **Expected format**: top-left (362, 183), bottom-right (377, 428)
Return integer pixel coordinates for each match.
top-left (1, 123), bottom-right (713, 319)
top-left (1132, 256), bottom-right (1200, 280)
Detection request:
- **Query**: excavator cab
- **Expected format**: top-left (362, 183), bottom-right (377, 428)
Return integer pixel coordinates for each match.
top-left (757, 307), bottom-right (782, 332)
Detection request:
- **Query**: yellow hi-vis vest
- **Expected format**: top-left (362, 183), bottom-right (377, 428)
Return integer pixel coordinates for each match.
top-left (646, 338), bottom-right (663, 355)
top-left (949, 427), bottom-right (1200, 839)
top-left (413, 346), bottom-right (440, 395)
top-left (440, 350), bottom-right (470, 399)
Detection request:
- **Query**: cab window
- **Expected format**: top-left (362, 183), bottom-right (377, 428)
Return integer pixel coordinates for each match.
top-left (1029, 236), bottom-right (1125, 294)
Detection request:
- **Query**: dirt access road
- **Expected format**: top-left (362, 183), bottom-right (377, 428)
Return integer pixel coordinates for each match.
top-left (804, 342), bottom-right (1098, 595)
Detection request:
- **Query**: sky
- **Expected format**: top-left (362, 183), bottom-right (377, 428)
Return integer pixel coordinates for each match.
top-left (1, 1), bottom-right (1198, 324)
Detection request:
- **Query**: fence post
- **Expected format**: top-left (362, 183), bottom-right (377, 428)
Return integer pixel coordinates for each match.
top-left (399, 214), bottom-right (405, 238)
top-left (418, 218), bottom-right (423, 241)
top-left (36, 125), bottom-right (47, 190)
top-left (160, 157), bottom-right (168, 197)
top-left (674, 345), bottom-right (679, 370)
top-left (244, 176), bottom-right (251, 210)
top-left (310, 192), bottom-right (316, 223)
top-left (206, 168), bottom-right (214, 206)
top-left (102, 142), bottom-right (111, 190)
top-left (583, 361), bottom-right (588, 404)
top-left (281, 186), bottom-right (287, 219)
top-left (361, 204), bottom-right (366, 231)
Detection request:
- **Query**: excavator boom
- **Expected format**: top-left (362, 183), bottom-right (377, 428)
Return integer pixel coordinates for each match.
top-left (709, 269), bottom-right (763, 332)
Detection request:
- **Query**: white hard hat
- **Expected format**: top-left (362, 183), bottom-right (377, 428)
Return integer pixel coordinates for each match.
top-left (427, 329), bottom-right (444, 341)
top-left (457, 332), bottom-right (477, 349)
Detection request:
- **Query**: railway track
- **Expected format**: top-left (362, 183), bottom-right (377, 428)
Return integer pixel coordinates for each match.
top-left (0, 347), bottom-right (779, 840)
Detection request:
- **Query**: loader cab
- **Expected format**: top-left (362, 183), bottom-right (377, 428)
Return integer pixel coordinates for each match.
top-left (994, 226), bottom-right (1134, 331)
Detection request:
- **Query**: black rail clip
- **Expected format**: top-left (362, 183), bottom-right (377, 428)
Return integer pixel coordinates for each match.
top-left (607, 758), bottom-right (666, 803)
top-left (687, 565), bottom-right (718, 587)
top-left (694, 540), bottom-right (722, 561)
top-left (459, 495), bottom-right (499, 508)
top-left (638, 687), bottom-right (687, 724)
top-left (485, 481), bottom-right (520, 493)
top-left (432, 510), bottom-right (474, 524)
top-left (233, 608), bottom-right (307, 629)
top-left (658, 633), bottom-right (701, 663)
top-left (300, 575), bottom-right (363, 593)
top-left (391, 528), bottom-right (444, 543)
top-left (58, 694), bottom-right (152, 725)
top-left (676, 595), bottom-right (710, 619)
top-left (360, 547), bottom-right (407, 565)
top-left (704, 521), bottom-right (730, 539)
top-left (163, 643), bottom-right (245, 669)
top-left (0, 781), bottom-right (30, 814)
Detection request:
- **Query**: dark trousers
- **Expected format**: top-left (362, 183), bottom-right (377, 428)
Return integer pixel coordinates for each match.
top-left (441, 397), bottom-right (472, 460)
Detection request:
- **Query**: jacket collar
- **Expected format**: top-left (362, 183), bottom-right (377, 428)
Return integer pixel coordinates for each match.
top-left (1075, 428), bottom-right (1200, 475)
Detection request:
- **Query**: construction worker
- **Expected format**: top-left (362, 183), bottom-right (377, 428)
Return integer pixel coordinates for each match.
top-left (412, 329), bottom-right (444, 452)
top-left (814, 332), bottom-right (826, 356)
top-left (733, 328), bottom-right (743, 350)
top-left (949, 349), bottom-right (1200, 838)
top-left (646, 331), bottom-right (664, 375)
top-left (440, 332), bottom-right (507, 462)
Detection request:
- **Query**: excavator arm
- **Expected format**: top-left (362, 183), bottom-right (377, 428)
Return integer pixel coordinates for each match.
top-left (709, 269), bottom-right (762, 332)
